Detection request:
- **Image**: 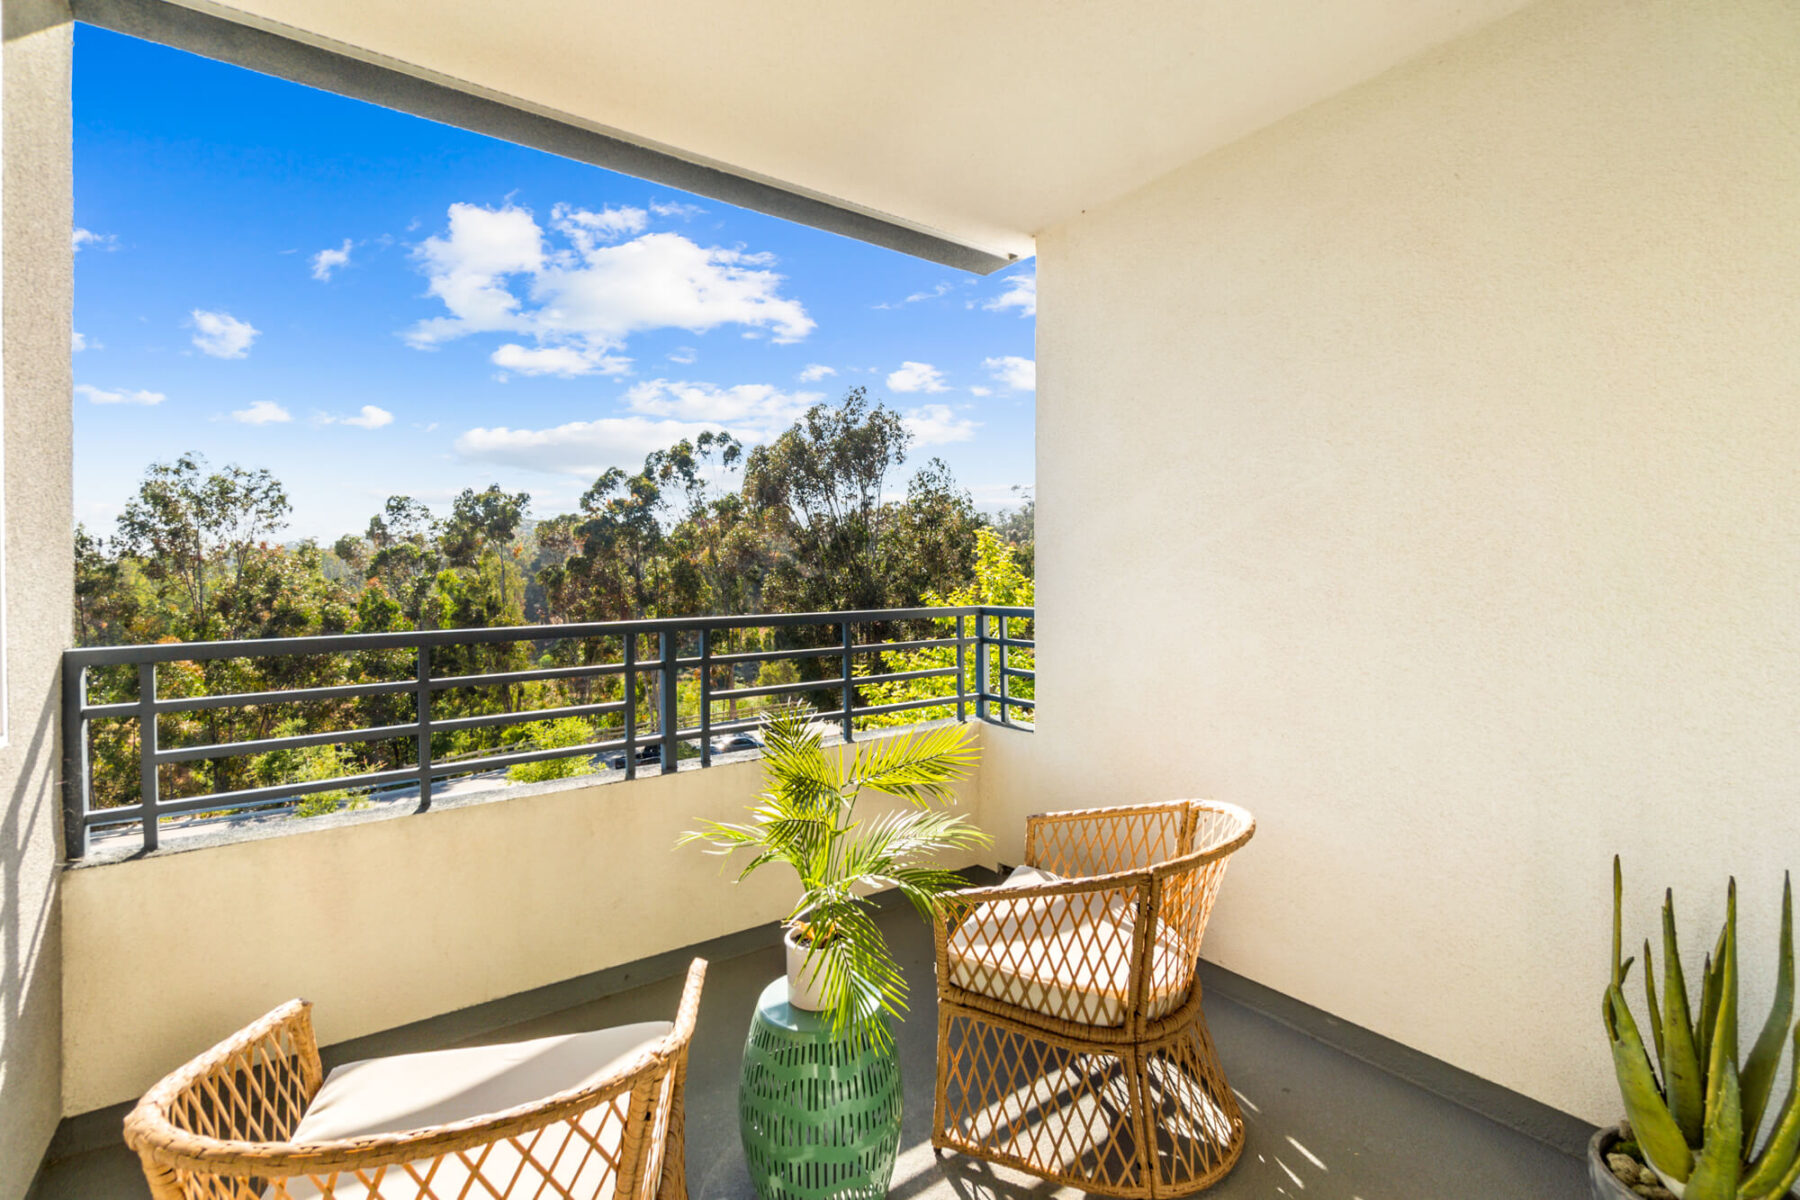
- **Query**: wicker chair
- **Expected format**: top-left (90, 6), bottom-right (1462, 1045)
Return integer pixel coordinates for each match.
top-left (124, 958), bottom-right (706, 1200)
top-left (932, 802), bottom-right (1255, 1198)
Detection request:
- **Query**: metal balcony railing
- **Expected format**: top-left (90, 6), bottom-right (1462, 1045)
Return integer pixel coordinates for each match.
top-left (59, 606), bottom-right (1034, 859)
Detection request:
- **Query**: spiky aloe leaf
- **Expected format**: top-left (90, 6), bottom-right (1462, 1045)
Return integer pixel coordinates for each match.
top-left (1722, 880), bottom-right (1742, 1069)
top-left (1647, 938), bottom-right (1666, 1067)
top-left (1665, 890), bottom-right (1707, 1147)
top-left (1609, 982), bottom-right (1697, 1183)
top-left (1702, 929), bottom-right (1726, 1069)
top-left (1742, 874), bottom-right (1793, 1142)
top-left (1686, 885), bottom-right (1743, 1200)
top-left (1687, 1018), bottom-right (1743, 1199)
top-left (1740, 1023), bottom-right (1800, 1199)
top-left (1614, 856), bottom-right (1627, 988)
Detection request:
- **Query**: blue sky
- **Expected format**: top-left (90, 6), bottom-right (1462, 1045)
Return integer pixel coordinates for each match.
top-left (72, 26), bottom-right (1036, 542)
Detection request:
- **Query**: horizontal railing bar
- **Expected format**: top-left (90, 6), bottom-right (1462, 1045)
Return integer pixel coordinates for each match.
top-left (709, 677), bottom-right (844, 702)
top-left (1002, 637), bottom-right (1035, 649)
top-left (854, 667), bottom-right (959, 687)
top-left (848, 696), bottom-right (967, 720)
top-left (155, 722), bottom-right (421, 764)
top-left (430, 701), bottom-right (626, 735)
top-left (430, 662), bottom-right (625, 690)
top-left (423, 738), bottom-right (627, 778)
top-left (1001, 666), bottom-right (1036, 678)
top-left (979, 693), bottom-right (1036, 709)
top-left (978, 606), bottom-right (1034, 618)
top-left (674, 637), bottom-right (964, 670)
top-left (147, 678), bottom-right (419, 715)
top-left (64, 607), bottom-right (996, 667)
top-left (87, 766), bottom-right (424, 825)
top-left (81, 701), bottom-right (138, 720)
top-left (679, 645), bottom-right (843, 669)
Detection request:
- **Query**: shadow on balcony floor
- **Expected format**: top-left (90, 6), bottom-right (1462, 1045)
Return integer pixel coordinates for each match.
top-left (34, 898), bottom-right (1587, 1200)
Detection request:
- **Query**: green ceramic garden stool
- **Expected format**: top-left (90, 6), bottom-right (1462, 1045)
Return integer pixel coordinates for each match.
top-left (739, 977), bottom-right (902, 1200)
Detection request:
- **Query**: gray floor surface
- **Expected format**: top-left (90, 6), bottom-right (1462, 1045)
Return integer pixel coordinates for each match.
top-left (34, 904), bottom-right (1585, 1199)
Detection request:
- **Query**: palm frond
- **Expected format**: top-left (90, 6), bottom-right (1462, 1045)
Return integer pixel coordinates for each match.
top-left (847, 722), bottom-right (978, 806)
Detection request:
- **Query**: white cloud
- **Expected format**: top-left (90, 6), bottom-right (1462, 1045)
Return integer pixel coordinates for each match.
top-left (968, 384), bottom-right (992, 397)
top-left (904, 404), bottom-right (979, 446)
top-left (798, 363), bottom-right (836, 382)
top-left (340, 405), bottom-right (393, 429)
top-left (984, 354), bottom-right (1036, 391)
top-left (984, 269), bottom-right (1036, 317)
top-left (875, 282), bottom-right (955, 310)
top-left (623, 379), bottom-right (820, 428)
top-left (649, 200), bottom-right (704, 220)
top-left (76, 384), bottom-right (163, 406)
top-left (454, 377), bottom-right (826, 476)
top-left (667, 346), bottom-right (698, 365)
top-left (552, 203), bottom-right (648, 251)
top-left (72, 330), bottom-right (88, 352)
top-left (232, 400), bottom-right (291, 424)
top-left (455, 416), bottom-right (723, 477)
top-left (72, 228), bottom-right (116, 252)
top-left (190, 309), bottom-right (260, 359)
top-left (887, 361), bottom-right (949, 394)
top-left (491, 343), bottom-right (631, 378)
top-left (404, 203), bottom-right (813, 365)
top-left (311, 239), bottom-right (353, 281)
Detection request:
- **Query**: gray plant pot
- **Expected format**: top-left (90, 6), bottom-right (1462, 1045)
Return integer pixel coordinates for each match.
top-left (1589, 1128), bottom-right (1644, 1198)
top-left (1590, 1127), bottom-right (1797, 1200)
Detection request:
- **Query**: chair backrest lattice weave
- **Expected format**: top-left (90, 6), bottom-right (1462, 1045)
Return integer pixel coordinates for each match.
top-left (125, 960), bottom-right (706, 1200)
top-left (1026, 801), bottom-right (1196, 878)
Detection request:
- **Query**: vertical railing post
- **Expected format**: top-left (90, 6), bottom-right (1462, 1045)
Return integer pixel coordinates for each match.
top-left (999, 615), bottom-right (1011, 726)
top-left (954, 612), bottom-right (967, 723)
top-left (137, 662), bottom-right (159, 853)
top-left (659, 630), bottom-right (678, 774)
top-left (840, 620), bottom-right (855, 744)
top-left (975, 611), bottom-right (990, 723)
top-left (61, 660), bottom-right (89, 860)
top-left (414, 644), bottom-right (433, 811)
top-left (623, 633), bottom-right (637, 782)
top-left (698, 627), bottom-right (712, 768)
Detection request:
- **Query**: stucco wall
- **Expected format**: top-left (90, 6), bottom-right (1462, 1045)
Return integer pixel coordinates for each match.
top-left (61, 727), bottom-right (993, 1114)
top-left (0, 4), bottom-right (70, 1197)
top-left (1020, 0), bottom-right (1800, 1123)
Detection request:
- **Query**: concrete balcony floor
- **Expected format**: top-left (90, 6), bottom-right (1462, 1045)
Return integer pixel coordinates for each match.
top-left (35, 893), bottom-right (1587, 1200)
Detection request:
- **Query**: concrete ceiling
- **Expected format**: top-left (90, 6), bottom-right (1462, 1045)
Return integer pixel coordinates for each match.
top-left (169, 0), bottom-right (1535, 265)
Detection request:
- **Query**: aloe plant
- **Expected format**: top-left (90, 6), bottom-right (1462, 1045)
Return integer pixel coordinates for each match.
top-left (1606, 858), bottom-right (1800, 1199)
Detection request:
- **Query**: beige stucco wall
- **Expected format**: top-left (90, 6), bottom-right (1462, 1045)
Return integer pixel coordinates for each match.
top-left (61, 727), bottom-right (994, 1114)
top-left (1020, 0), bottom-right (1800, 1123)
top-left (0, 4), bottom-right (70, 1196)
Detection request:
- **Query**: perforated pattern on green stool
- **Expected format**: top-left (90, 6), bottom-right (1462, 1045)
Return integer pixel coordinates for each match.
top-left (740, 977), bottom-right (903, 1200)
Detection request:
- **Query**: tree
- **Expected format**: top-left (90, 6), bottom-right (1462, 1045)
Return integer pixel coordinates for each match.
top-left (858, 528), bottom-right (1035, 727)
top-left (114, 453), bottom-right (291, 635)
top-left (441, 485), bottom-right (529, 568)
top-left (744, 390), bottom-right (910, 614)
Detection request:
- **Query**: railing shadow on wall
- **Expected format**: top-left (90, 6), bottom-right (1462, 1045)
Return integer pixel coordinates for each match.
top-left (60, 606), bottom-right (1034, 860)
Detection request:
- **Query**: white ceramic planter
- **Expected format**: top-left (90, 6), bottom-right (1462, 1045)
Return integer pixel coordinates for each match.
top-left (784, 930), bottom-right (831, 1011)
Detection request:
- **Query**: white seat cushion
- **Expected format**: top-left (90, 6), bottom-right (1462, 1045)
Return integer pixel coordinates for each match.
top-left (274, 1021), bottom-right (671, 1199)
top-left (945, 865), bottom-right (1192, 1026)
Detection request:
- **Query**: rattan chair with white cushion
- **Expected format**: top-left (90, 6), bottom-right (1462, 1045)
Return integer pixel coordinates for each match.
top-left (932, 802), bottom-right (1254, 1198)
top-left (124, 958), bottom-right (705, 1200)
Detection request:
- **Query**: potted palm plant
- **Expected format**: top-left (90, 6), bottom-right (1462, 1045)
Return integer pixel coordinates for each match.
top-left (1598, 858), bottom-right (1800, 1200)
top-left (680, 703), bottom-right (989, 1031)
top-left (680, 705), bottom-right (988, 1200)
